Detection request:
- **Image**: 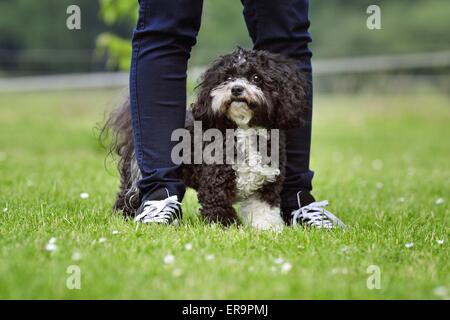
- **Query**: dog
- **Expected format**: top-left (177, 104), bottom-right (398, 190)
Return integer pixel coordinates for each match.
top-left (103, 48), bottom-right (309, 230)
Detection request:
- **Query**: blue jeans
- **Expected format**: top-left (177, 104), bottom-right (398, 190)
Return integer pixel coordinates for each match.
top-left (130, 0), bottom-right (314, 207)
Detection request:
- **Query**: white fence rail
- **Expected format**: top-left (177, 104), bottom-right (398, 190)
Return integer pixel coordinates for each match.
top-left (0, 72), bottom-right (128, 92)
top-left (314, 51), bottom-right (450, 74)
top-left (0, 51), bottom-right (449, 92)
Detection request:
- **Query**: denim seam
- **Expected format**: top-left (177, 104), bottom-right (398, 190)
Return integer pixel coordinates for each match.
top-left (252, 0), bottom-right (259, 48)
top-left (132, 0), bottom-right (149, 168)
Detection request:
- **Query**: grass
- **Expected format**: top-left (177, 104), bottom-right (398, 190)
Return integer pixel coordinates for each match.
top-left (0, 88), bottom-right (448, 299)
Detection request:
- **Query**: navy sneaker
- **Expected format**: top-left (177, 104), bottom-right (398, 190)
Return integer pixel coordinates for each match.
top-left (284, 191), bottom-right (346, 229)
top-left (134, 188), bottom-right (182, 225)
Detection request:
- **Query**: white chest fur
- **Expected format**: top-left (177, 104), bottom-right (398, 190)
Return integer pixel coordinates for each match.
top-left (232, 129), bottom-right (280, 200)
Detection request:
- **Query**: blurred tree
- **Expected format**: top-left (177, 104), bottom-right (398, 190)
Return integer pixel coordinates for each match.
top-left (0, 0), bottom-right (111, 75)
top-left (0, 0), bottom-right (448, 75)
top-left (96, 0), bottom-right (252, 69)
top-left (97, 0), bottom-right (450, 71)
top-left (309, 0), bottom-right (450, 57)
top-left (96, 0), bottom-right (137, 70)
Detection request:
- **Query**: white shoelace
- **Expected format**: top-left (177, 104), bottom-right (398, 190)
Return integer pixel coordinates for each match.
top-left (134, 195), bottom-right (181, 224)
top-left (292, 200), bottom-right (346, 229)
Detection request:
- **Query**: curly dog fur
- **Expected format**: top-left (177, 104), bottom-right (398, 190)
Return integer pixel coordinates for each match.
top-left (102, 48), bottom-right (309, 230)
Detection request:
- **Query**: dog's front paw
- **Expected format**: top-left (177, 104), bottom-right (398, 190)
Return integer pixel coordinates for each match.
top-left (240, 196), bottom-right (285, 232)
top-left (250, 217), bottom-right (284, 232)
top-left (201, 206), bottom-right (239, 227)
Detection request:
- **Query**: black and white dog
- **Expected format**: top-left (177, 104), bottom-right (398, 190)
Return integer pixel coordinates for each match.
top-left (104, 48), bottom-right (310, 231)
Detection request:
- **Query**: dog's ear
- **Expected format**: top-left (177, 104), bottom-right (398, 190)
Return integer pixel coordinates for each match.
top-left (191, 60), bottom-right (219, 127)
top-left (191, 94), bottom-right (208, 120)
top-left (191, 61), bottom-right (234, 130)
top-left (191, 84), bottom-right (214, 128)
top-left (265, 54), bottom-right (310, 129)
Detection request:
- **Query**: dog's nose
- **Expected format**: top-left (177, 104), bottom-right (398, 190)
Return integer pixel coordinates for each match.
top-left (231, 85), bottom-right (244, 96)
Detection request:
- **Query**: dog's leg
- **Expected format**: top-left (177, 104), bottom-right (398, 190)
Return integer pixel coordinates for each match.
top-left (240, 195), bottom-right (284, 231)
top-left (197, 164), bottom-right (239, 226)
top-left (240, 131), bottom-right (287, 230)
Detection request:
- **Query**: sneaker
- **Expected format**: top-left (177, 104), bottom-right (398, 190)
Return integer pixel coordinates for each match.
top-left (134, 188), bottom-right (182, 225)
top-left (290, 191), bottom-right (346, 229)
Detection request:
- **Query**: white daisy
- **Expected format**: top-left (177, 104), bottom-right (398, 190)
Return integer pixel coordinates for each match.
top-left (72, 251), bottom-right (82, 261)
top-left (184, 243), bottom-right (193, 251)
top-left (281, 262), bottom-right (292, 274)
top-left (274, 257), bottom-right (284, 264)
top-left (45, 237), bottom-right (57, 252)
top-left (404, 242), bottom-right (414, 248)
top-left (80, 193), bottom-right (89, 199)
top-left (164, 254), bottom-right (175, 265)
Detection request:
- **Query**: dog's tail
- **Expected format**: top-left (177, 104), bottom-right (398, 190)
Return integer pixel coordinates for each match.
top-left (100, 96), bottom-right (142, 216)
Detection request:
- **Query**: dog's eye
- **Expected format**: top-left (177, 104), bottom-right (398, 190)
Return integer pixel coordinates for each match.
top-left (251, 74), bottom-right (262, 84)
top-left (226, 76), bottom-right (233, 81)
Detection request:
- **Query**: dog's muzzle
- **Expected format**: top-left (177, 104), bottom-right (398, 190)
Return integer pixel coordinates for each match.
top-left (210, 78), bottom-right (266, 127)
top-left (226, 100), bottom-right (253, 127)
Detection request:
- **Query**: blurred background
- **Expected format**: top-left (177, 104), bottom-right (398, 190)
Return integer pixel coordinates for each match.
top-left (0, 0), bottom-right (449, 92)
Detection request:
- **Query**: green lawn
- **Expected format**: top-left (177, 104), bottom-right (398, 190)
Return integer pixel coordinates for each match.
top-left (0, 89), bottom-right (448, 299)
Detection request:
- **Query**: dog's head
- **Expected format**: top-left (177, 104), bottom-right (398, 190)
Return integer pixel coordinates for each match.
top-left (192, 48), bottom-right (310, 129)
